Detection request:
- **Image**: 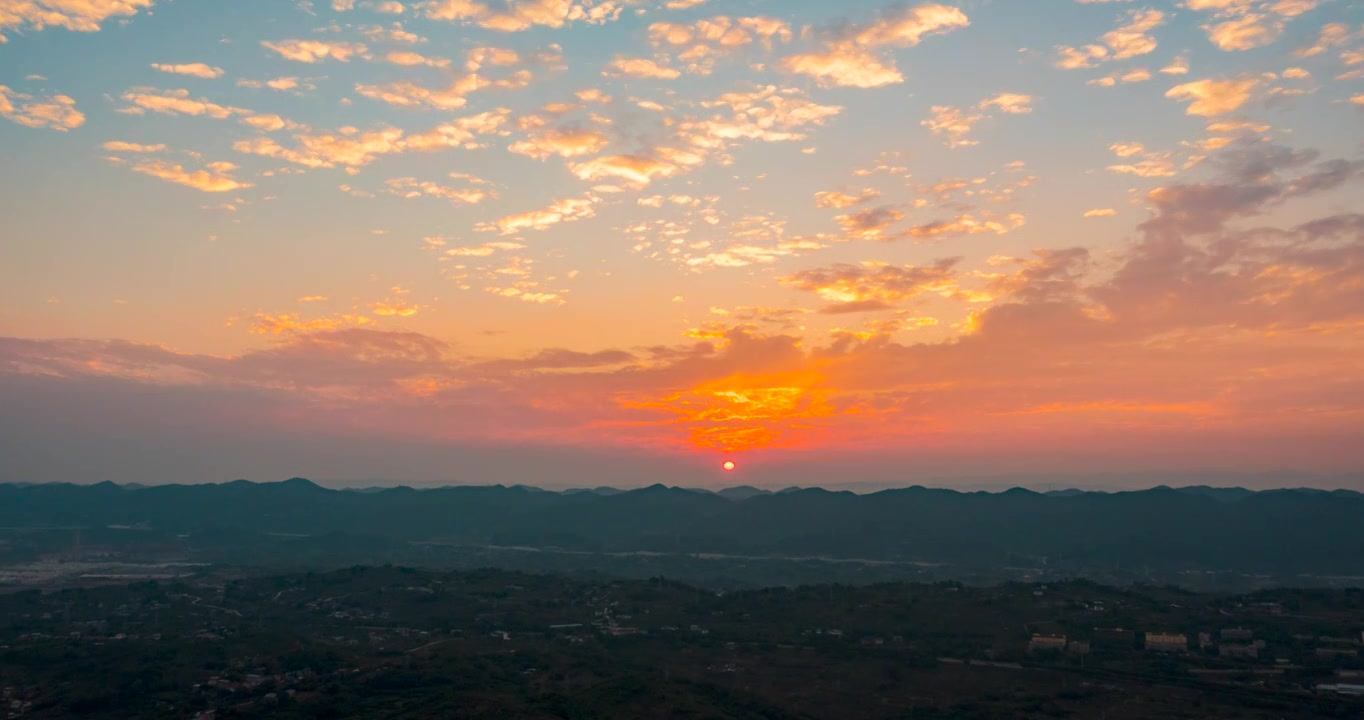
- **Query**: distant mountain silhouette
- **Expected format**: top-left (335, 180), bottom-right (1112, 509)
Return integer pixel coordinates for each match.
top-left (716, 486), bottom-right (772, 501)
top-left (3, 479), bottom-right (1363, 576)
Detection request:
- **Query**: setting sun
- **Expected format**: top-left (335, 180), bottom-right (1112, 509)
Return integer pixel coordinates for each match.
top-left (723, 461), bottom-right (736, 472)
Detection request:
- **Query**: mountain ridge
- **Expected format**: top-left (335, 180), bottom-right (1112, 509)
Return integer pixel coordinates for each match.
top-left (2, 479), bottom-right (1363, 579)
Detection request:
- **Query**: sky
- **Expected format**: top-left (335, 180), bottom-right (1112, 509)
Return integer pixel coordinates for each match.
top-left (1, 0), bottom-right (1362, 489)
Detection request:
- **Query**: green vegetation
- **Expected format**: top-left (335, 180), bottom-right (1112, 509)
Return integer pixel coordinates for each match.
top-left (2, 567), bottom-right (1363, 719)
top-left (3, 481), bottom-right (1364, 592)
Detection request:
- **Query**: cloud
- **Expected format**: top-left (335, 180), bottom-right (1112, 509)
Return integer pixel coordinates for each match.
top-left (1186, 0), bottom-right (1332, 52)
top-left (425, 0), bottom-right (625, 32)
top-left (1161, 55), bottom-right (1189, 75)
top-left (508, 127), bottom-right (610, 159)
top-left (360, 21), bottom-right (424, 43)
top-left (569, 154), bottom-right (680, 187)
top-left (150, 63), bottom-right (225, 79)
top-left (1108, 159), bottom-right (1177, 177)
top-left (120, 87), bottom-right (245, 118)
top-left (129, 159), bottom-right (254, 192)
top-left (1090, 68), bottom-right (1151, 86)
top-left (777, 3), bottom-right (968, 87)
top-left (481, 196), bottom-right (598, 234)
top-left (776, 45), bottom-right (903, 88)
top-left (836, 206), bottom-right (905, 241)
top-left (643, 15), bottom-right (793, 75)
top-left (384, 50), bottom-right (450, 67)
top-left (815, 189), bottom-right (879, 209)
top-left (780, 258), bottom-right (960, 311)
top-left (905, 213), bottom-right (1027, 240)
top-left (371, 300), bottom-right (419, 317)
top-left (233, 109), bottom-right (510, 170)
top-left (442, 240), bottom-right (524, 256)
top-left (233, 127), bottom-right (405, 169)
top-left (262, 39), bottom-right (367, 62)
top-left (604, 56), bottom-right (680, 79)
top-left (1204, 13), bottom-right (1283, 50)
top-left (921, 105), bottom-right (982, 148)
top-left (1055, 8), bottom-right (1162, 68)
top-left (979, 93), bottom-right (1033, 114)
top-left (1102, 8), bottom-right (1163, 58)
top-left (0, 86), bottom-right (84, 130)
top-left (1055, 44), bottom-right (1108, 69)
top-left (385, 175), bottom-right (491, 204)
top-left (1166, 76), bottom-right (1260, 116)
top-left (1084, 208), bottom-right (1118, 217)
top-left (404, 109), bottom-right (511, 150)
top-left (464, 46), bottom-right (521, 70)
top-left (355, 70), bottom-right (531, 109)
top-left (103, 140), bottom-right (166, 152)
top-left (237, 77), bottom-right (302, 91)
top-left (676, 85), bottom-right (843, 154)
top-left (1294, 22), bottom-right (1355, 57)
top-left (1109, 142), bottom-right (1145, 158)
top-left (0, 0), bottom-right (154, 42)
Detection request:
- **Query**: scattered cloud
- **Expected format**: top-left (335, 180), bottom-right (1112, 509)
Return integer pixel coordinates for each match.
top-left (262, 39), bottom-right (367, 63)
top-left (386, 175), bottom-right (492, 204)
top-left (384, 50), bottom-right (450, 67)
top-left (0, 0), bottom-right (154, 42)
top-left (569, 154), bottom-right (680, 186)
top-left (1055, 8), bottom-right (1163, 68)
top-left (120, 87), bottom-right (245, 118)
top-left (778, 3), bottom-right (968, 87)
top-left (1166, 76), bottom-right (1260, 116)
top-left (815, 189), bottom-right (880, 209)
top-left (921, 105), bottom-right (982, 148)
top-left (103, 140), bottom-right (166, 152)
top-left (604, 56), bottom-right (681, 79)
top-left (480, 195), bottom-right (599, 234)
top-left (979, 93), bottom-right (1034, 114)
top-left (0, 86), bottom-right (85, 131)
top-left (425, 0), bottom-right (626, 32)
top-left (779, 258), bottom-right (961, 312)
top-left (508, 127), bottom-right (610, 160)
top-left (129, 159), bottom-right (254, 192)
top-left (150, 62), bottom-right (225, 79)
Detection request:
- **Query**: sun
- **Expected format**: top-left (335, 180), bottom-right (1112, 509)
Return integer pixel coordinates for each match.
top-left (722, 460), bottom-right (736, 471)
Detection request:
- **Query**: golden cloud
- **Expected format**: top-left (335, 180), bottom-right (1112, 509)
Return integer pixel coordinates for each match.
top-left (0, 86), bottom-right (84, 131)
top-left (385, 50), bottom-right (450, 67)
top-left (261, 39), bottom-right (367, 63)
top-left (921, 105), bottom-right (982, 148)
top-left (120, 87), bottom-right (245, 118)
top-left (150, 62), bottom-right (224, 79)
top-left (777, 3), bottom-right (967, 87)
top-left (482, 196), bottom-right (598, 234)
top-left (425, 0), bottom-right (623, 32)
top-left (814, 189), bottom-right (880, 209)
top-left (1166, 76), bottom-right (1260, 116)
top-left (569, 154), bottom-right (680, 186)
top-left (130, 159), bottom-right (254, 192)
top-left (604, 56), bottom-right (681, 79)
top-left (979, 93), bottom-right (1033, 114)
top-left (103, 140), bottom-right (166, 153)
top-left (508, 127), bottom-right (610, 159)
top-left (0, 0), bottom-right (153, 41)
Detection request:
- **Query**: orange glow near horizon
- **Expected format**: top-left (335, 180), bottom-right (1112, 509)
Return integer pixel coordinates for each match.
top-left (2, 0), bottom-right (1364, 484)
top-left (626, 370), bottom-right (840, 453)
